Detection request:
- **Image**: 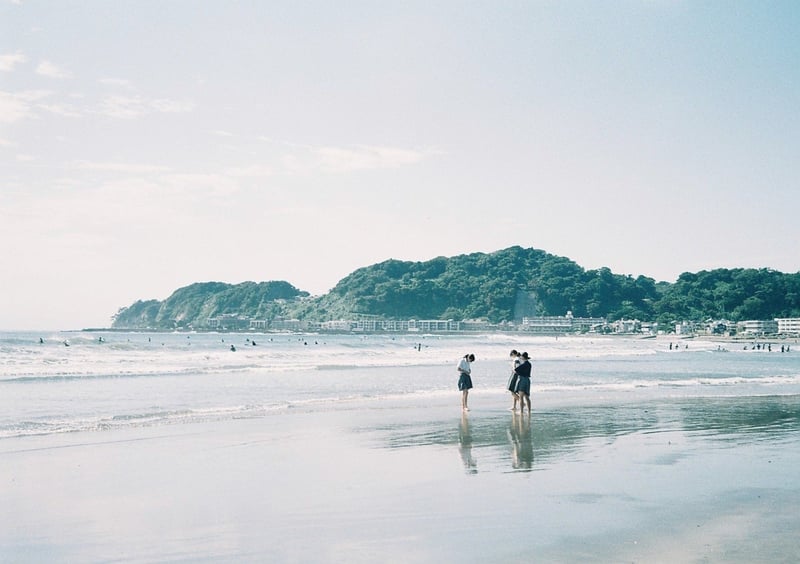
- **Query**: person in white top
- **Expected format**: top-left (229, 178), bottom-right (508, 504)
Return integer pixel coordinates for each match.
top-left (457, 354), bottom-right (475, 411)
top-left (507, 349), bottom-right (521, 411)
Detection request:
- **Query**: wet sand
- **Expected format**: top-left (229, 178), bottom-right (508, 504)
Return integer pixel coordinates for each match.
top-left (2, 392), bottom-right (800, 563)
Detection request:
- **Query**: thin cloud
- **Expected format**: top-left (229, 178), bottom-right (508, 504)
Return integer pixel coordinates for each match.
top-left (98, 78), bottom-right (133, 89)
top-left (36, 60), bottom-right (72, 79)
top-left (0, 89), bottom-right (50, 122)
top-left (98, 96), bottom-right (147, 119)
top-left (98, 95), bottom-right (194, 119)
top-left (39, 103), bottom-right (82, 117)
top-left (0, 52), bottom-right (27, 72)
top-left (72, 160), bottom-right (172, 174)
top-left (150, 98), bottom-right (195, 113)
top-left (257, 137), bottom-right (442, 175)
top-left (225, 164), bottom-right (274, 178)
top-left (316, 145), bottom-right (439, 173)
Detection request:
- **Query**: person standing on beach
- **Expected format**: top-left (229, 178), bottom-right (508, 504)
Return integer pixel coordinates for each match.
top-left (457, 354), bottom-right (475, 411)
top-left (514, 352), bottom-right (532, 414)
top-left (507, 349), bottom-right (521, 411)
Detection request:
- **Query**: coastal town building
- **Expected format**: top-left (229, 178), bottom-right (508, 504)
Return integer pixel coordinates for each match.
top-left (736, 319), bottom-right (779, 336)
top-left (207, 312), bottom-right (610, 334)
top-left (776, 318), bottom-right (800, 336)
top-left (520, 312), bottom-right (605, 334)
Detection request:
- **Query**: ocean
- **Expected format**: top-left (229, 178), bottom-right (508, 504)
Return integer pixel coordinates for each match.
top-left (3, 330), bottom-right (799, 441)
top-left (4, 330), bottom-right (800, 562)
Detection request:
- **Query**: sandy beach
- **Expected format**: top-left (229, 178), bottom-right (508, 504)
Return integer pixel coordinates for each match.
top-left (3, 387), bottom-right (800, 563)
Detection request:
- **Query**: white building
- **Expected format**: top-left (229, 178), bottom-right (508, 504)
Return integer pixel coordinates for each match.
top-left (775, 318), bottom-right (800, 336)
top-left (736, 320), bottom-right (779, 336)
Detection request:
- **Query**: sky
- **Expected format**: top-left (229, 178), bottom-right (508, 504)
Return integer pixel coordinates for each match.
top-left (2, 1), bottom-right (799, 330)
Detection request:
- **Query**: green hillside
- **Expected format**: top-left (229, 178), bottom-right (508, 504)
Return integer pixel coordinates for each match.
top-left (110, 246), bottom-right (800, 330)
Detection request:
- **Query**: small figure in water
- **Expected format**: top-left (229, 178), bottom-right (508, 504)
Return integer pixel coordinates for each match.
top-left (63, 340), bottom-right (70, 347)
top-left (39, 337), bottom-right (44, 344)
top-left (230, 344), bottom-right (236, 352)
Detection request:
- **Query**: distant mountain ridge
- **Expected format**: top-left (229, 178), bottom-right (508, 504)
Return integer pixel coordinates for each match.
top-left (111, 246), bottom-right (800, 330)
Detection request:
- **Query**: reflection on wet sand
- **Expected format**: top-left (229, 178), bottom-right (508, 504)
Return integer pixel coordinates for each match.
top-left (362, 394), bottom-right (800, 473)
top-left (678, 395), bottom-right (800, 441)
top-left (458, 413), bottom-right (478, 474)
top-left (508, 413), bottom-right (533, 471)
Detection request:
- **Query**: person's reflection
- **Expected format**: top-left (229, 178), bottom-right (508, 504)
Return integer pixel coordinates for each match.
top-left (509, 412), bottom-right (533, 470)
top-left (458, 412), bottom-right (478, 474)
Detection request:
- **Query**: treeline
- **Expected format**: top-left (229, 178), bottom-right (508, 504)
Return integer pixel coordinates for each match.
top-left (111, 246), bottom-right (800, 330)
top-left (112, 281), bottom-right (308, 329)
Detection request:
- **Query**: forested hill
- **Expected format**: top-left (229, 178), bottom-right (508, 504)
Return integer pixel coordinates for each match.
top-left (111, 246), bottom-right (800, 330)
top-left (112, 281), bottom-right (309, 329)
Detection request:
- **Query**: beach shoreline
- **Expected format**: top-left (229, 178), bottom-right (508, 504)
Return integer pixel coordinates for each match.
top-left (3, 388), bottom-right (800, 563)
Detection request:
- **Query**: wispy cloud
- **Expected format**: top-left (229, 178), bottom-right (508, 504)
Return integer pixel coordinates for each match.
top-left (257, 136), bottom-right (441, 175)
top-left (39, 103), bottom-right (82, 117)
top-left (150, 98), bottom-right (195, 113)
top-left (98, 95), bottom-right (195, 119)
top-left (72, 160), bottom-right (172, 174)
top-left (98, 78), bottom-right (133, 89)
top-left (36, 60), bottom-right (72, 79)
top-left (0, 89), bottom-right (50, 122)
top-left (316, 145), bottom-right (436, 173)
top-left (225, 164), bottom-right (273, 178)
top-left (0, 52), bottom-right (27, 72)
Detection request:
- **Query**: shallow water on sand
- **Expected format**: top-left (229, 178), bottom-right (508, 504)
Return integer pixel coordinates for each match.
top-left (2, 332), bottom-right (800, 562)
top-left (2, 331), bottom-right (799, 439)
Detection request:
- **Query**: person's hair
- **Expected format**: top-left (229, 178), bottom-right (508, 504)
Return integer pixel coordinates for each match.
top-left (510, 349), bottom-right (518, 356)
top-left (467, 354), bottom-right (475, 361)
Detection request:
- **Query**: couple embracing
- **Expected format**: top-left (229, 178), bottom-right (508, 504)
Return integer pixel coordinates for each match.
top-left (507, 350), bottom-right (532, 414)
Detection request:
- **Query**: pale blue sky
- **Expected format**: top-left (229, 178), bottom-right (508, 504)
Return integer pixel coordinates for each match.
top-left (2, 1), bottom-right (798, 330)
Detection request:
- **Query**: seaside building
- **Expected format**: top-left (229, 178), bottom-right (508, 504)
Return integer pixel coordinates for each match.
top-left (520, 312), bottom-right (605, 334)
top-left (270, 318), bottom-right (305, 331)
top-left (206, 314), bottom-right (249, 331)
top-left (775, 318), bottom-right (800, 336)
top-left (408, 319), bottom-right (460, 332)
top-left (736, 319), bottom-right (779, 336)
top-left (612, 319), bottom-right (641, 334)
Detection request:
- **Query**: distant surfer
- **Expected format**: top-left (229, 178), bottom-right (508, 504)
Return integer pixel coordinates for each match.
top-left (39, 337), bottom-right (44, 344)
top-left (230, 344), bottom-right (236, 352)
top-left (457, 354), bottom-right (475, 412)
top-left (63, 340), bottom-right (70, 347)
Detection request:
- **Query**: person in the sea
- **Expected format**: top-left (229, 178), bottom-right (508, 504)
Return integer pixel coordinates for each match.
top-left (507, 349), bottom-right (521, 411)
top-left (457, 353), bottom-right (475, 411)
top-left (514, 352), bottom-right (532, 414)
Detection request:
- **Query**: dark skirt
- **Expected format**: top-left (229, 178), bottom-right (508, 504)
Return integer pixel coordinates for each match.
top-left (515, 376), bottom-right (530, 395)
top-left (458, 373), bottom-right (473, 391)
top-left (507, 372), bottom-right (518, 393)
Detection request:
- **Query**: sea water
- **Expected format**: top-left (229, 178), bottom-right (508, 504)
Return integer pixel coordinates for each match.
top-left (2, 330), bottom-right (799, 441)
